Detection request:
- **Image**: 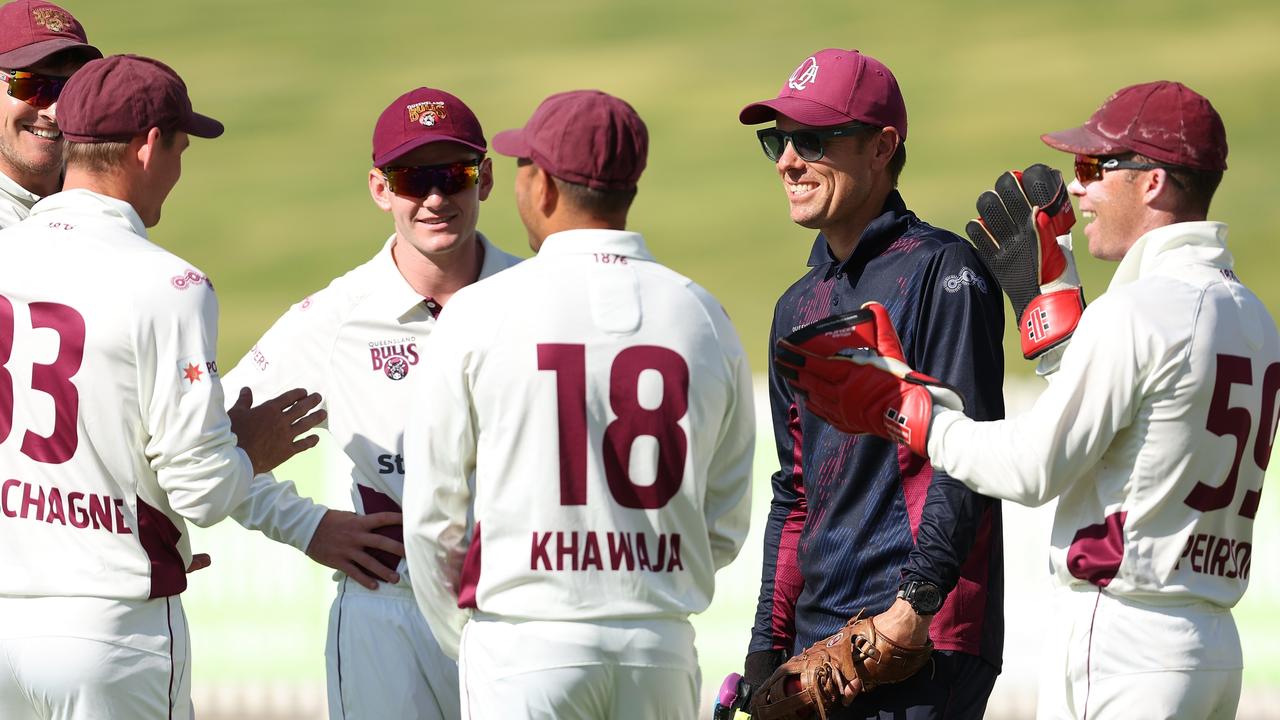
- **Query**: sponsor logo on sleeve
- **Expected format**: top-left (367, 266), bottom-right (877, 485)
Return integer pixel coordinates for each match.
top-left (178, 357), bottom-right (219, 389)
top-left (368, 338), bottom-right (419, 380)
top-left (942, 266), bottom-right (989, 294)
top-left (171, 269), bottom-right (212, 291)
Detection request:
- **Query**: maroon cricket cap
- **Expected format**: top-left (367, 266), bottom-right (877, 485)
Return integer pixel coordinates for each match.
top-left (372, 87), bottom-right (486, 167)
top-left (1041, 81), bottom-right (1228, 171)
top-left (491, 90), bottom-right (648, 191)
top-left (0, 0), bottom-right (100, 68)
top-left (57, 55), bottom-right (224, 142)
top-left (739, 48), bottom-right (908, 140)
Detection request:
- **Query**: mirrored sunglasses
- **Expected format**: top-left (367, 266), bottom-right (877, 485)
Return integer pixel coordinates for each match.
top-left (756, 121), bottom-right (875, 162)
top-left (380, 161), bottom-right (480, 197)
top-left (1074, 155), bottom-right (1177, 184)
top-left (0, 69), bottom-right (67, 109)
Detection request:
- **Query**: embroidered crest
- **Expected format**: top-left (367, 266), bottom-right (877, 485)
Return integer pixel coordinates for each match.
top-left (32, 7), bottom-right (74, 33)
top-left (788, 56), bottom-right (819, 91)
top-left (407, 101), bottom-right (448, 127)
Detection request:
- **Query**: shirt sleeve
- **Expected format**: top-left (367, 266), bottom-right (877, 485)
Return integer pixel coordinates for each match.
top-left (928, 292), bottom-right (1143, 505)
top-left (139, 275), bottom-right (252, 528)
top-left (749, 316), bottom-right (807, 654)
top-left (901, 242), bottom-right (1006, 591)
top-left (402, 306), bottom-right (477, 660)
top-left (222, 294), bottom-right (336, 552)
top-left (701, 307), bottom-right (755, 571)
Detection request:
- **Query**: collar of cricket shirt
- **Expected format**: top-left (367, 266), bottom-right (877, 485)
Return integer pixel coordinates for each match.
top-left (1109, 221), bottom-right (1231, 289)
top-left (29, 188), bottom-right (148, 238)
top-left (535, 228), bottom-right (654, 262)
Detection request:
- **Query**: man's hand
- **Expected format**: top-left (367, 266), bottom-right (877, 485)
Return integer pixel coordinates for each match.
top-left (775, 303), bottom-right (963, 458)
top-left (305, 509), bottom-right (404, 589)
top-left (228, 387), bottom-right (326, 475)
top-left (186, 553), bottom-right (212, 573)
top-left (965, 163), bottom-right (1085, 359)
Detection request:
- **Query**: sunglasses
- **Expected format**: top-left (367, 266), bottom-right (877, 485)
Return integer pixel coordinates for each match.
top-left (1, 69), bottom-right (67, 109)
top-left (380, 160), bottom-right (481, 197)
top-left (1074, 155), bottom-right (1178, 184)
top-left (756, 121), bottom-right (875, 162)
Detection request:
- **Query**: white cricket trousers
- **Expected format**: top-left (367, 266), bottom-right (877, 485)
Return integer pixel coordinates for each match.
top-left (0, 594), bottom-right (192, 720)
top-left (326, 575), bottom-right (460, 719)
top-left (458, 615), bottom-right (700, 720)
top-left (1037, 586), bottom-right (1242, 719)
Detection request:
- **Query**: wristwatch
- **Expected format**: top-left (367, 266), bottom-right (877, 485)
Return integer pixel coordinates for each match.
top-left (897, 580), bottom-right (944, 615)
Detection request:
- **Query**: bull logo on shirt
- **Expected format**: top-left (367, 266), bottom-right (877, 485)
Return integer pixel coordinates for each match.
top-left (369, 338), bottom-right (419, 380)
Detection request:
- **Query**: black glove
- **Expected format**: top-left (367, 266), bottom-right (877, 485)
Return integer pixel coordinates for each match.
top-left (743, 648), bottom-right (788, 701)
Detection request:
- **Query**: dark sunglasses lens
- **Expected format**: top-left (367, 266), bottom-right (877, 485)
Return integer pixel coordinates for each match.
top-left (385, 163), bottom-right (478, 196)
top-left (791, 131), bottom-right (824, 161)
top-left (759, 131), bottom-right (784, 161)
top-left (6, 74), bottom-right (63, 108)
top-left (1075, 158), bottom-right (1105, 183)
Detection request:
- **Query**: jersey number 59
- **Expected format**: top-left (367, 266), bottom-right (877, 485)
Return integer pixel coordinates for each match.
top-left (538, 343), bottom-right (689, 510)
top-left (1184, 353), bottom-right (1280, 519)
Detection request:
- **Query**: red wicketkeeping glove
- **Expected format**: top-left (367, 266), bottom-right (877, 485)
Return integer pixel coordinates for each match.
top-left (775, 303), bottom-right (964, 458)
top-left (965, 163), bottom-right (1085, 359)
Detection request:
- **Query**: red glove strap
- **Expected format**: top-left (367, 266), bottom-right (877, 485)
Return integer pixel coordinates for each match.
top-left (1019, 288), bottom-right (1085, 359)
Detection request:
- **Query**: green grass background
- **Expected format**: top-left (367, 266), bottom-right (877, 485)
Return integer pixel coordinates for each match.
top-left (59, 0), bottom-right (1280, 713)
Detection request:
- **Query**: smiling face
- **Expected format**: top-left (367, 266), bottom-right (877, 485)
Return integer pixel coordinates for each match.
top-left (0, 54), bottom-right (86, 195)
top-left (1068, 157), bottom-right (1151, 261)
top-left (370, 141), bottom-right (493, 262)
top-left (771, 116), bottom-right (896, 258)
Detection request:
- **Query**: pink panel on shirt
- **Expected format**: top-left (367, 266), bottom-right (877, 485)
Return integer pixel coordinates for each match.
top-left (1067, 511), bottom-right (1128, 587)
top-left (356, 485), bottom-right (404, 576)
top-left (896, 444), bottom-right (932, 541)
top-left (458, 522), bottom-right (482, 609)
top-left (771, 403), bottom-right (806, 650)
top-left (136, 497), bottom-right (186, 598)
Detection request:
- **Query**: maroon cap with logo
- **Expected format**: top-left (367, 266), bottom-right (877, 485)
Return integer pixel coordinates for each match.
top-left (58, 55), bottom-right (224, 143)
top-left (372, 87), bottom-right (486, 167)
top-left (491, 90), bottom-right (648, 192)
top-left (739, 48), bottom-right (908, 139)
top-left (1042, 81), bottom-right (1228, 171)
top-left (0, 0), bottom-right (101, 68)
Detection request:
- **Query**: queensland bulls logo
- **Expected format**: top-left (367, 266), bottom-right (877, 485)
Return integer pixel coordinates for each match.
top-left (32, 7), bottom-right (75, 33)
top-left (407, 101), bottom-right (447, 127)
top-left (369, 338), bottom-right (419, 380)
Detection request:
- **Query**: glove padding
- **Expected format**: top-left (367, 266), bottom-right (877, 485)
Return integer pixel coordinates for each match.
top-left (749, 609), bottom-right (934, 720)
top-left (775, 302), bottom-right (963, 458)
top-left (965, 163), bottom-right (1085, 359)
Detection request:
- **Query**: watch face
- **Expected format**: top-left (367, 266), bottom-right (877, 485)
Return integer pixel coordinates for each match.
top-left (906, 582), bottom-right (943, 614)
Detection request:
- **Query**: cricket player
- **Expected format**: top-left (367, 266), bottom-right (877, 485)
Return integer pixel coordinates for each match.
top-left (402, 89), bottom-right (755, 720)
top-left (0, 54), bottom-right (325, 720)
top-left (223, 86), bottom-right (520, 720)
top-left (739, 48), bottom-right (1006, 717)
top-left (781, 81), bottom-right (1275, 719)
top-left (0, 0), bottom-right (100, 228)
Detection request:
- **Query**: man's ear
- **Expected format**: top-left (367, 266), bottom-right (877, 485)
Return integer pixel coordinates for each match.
top-left (135, 127), bottom-right (162, 169)
top-left (536, 166), bottom-right (558, 216)
top-left (477, 156), bottom-right (494, 201)
top-left (1143, 168), bottom-right (1179, 209)
top-left (368, 168), bottom-right (393, 211)
top-left (870, 126), bottom-right (900, 173)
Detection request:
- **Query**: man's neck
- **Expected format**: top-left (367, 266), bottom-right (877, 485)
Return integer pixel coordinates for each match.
top-left (821, 187), bottom-right (892, 263)
top-left (0, 162), bottom-right (58, 199)
top-left (391, 234), bottom-right (485, 306)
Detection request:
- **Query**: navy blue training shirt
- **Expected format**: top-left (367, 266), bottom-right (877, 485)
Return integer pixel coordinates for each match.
top-left (749, 190), bottom-right (1006, 670)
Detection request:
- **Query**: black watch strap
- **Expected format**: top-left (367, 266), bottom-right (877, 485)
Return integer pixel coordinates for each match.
top-left (898, 580), bottom-right (944, 615)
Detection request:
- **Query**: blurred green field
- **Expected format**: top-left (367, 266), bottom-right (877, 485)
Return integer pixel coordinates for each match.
top-left (60, 0), bottom-right (1280, 715)
top-left (73, 0), bottom-right (1280, 375)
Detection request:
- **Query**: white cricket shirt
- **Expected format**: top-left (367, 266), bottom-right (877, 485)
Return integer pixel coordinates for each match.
top-left (0, 189), bottom-right (256, 600)
top-left (930, 222), bottom-right (1280, 608)
top-left (0, 171), bottom-right (39, 230)
top-left (225, 234), bottom-right (520, 574)
top-left (402, 229), bottom-right (755, 658)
